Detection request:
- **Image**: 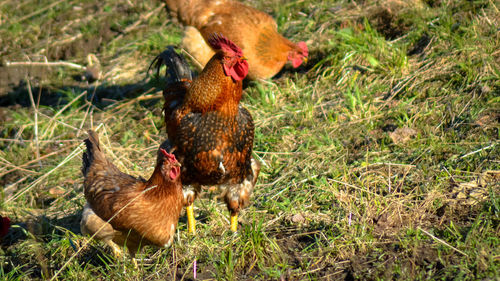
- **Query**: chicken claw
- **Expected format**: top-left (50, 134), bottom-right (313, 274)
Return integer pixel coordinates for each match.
top-left (105, 240), bottom-right (124, 259)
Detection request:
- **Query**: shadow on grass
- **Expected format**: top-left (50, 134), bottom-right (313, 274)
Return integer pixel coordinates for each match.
top-left (0, 79), bottom-right (158, 110)
top-left (0, 211), bottom-right (117, 279)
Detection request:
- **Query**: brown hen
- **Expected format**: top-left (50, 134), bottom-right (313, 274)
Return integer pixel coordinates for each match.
top-left (80, 130), bottom-right (183, 261)
top-left (163, 0), bottom-right (308, 80)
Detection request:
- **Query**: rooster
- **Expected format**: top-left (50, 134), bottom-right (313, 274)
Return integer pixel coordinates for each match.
top-left (151, 34), bottom-right (261, 233)
top-left (162, 0), bottom-right (309, 80)
top-left (80, 130), bottom-right (183, 261)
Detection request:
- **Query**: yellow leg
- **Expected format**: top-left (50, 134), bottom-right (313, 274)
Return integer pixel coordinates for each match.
top-left (230, 213), bottom-right (238, 232)
top-left (186, 204), bottom-right (196, 234)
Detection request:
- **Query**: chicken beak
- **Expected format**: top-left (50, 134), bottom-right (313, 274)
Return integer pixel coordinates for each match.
top-left (303, 57), bottom-right (308, 63)
top-left (174, 162), bottom-right (181, 167)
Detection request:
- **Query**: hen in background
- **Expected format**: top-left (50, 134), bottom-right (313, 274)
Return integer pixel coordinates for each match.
top-left (162, 0), bottom-right (308, 80)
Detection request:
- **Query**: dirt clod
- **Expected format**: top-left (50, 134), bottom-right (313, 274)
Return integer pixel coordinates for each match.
top-left (388, 127), bottom-right (417, 144)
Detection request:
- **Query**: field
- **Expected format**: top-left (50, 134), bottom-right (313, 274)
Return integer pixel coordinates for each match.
top-left (0, 0), bottom-right (499, 280)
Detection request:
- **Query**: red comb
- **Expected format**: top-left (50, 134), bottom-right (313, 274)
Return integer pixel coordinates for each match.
top-left (160, 148), bottom-right (177, 162)
top-left (207, 33), bottom-right (243, 56)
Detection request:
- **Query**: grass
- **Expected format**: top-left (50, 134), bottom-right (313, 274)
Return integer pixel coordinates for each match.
top-left (1, 0), bottom-right (499, 279)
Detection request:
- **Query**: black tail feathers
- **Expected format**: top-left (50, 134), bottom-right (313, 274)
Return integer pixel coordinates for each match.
top-left (149, 46), bottom-right (193, 84)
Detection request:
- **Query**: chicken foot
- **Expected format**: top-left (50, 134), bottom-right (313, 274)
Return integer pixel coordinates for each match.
top-left (104, 239), bottom-right (124, 259)
top-left (225, 157), bottom-right (261, 232)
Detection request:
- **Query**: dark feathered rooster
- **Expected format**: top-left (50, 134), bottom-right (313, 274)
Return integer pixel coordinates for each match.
top-left (151, 34), bottom-right (260, 233)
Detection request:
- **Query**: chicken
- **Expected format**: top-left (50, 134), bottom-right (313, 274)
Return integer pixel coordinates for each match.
top-left (0, 215), bottom-right (10, 239)
top-left (80, 130), bottom-right (183, 261)
top-left (151, 34), bottom-right (261, 233)
top-left (162, 0), bottom-right (309, 80)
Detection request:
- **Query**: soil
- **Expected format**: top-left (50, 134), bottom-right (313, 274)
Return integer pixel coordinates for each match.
top-left (0, 2), bottom-right (118, 102)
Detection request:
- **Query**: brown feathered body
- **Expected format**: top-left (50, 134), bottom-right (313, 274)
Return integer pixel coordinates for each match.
top-left (155, 46), bottom-right (260, 218)
top-left (80, 130), bottom-right (183, 257)
top-left (163, 0), bottom-right (308, 79)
